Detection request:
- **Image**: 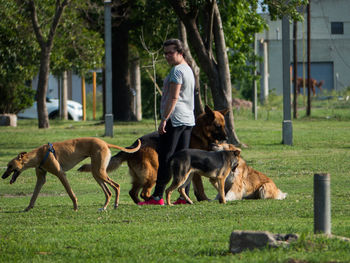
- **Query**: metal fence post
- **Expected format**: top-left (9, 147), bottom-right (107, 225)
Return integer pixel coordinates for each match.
top-left (282, 16), bottom-right (293, 145)
top-left (104, 0), bottom-right (113, 137)
top-left (314, 173), bottom-right (331, 235)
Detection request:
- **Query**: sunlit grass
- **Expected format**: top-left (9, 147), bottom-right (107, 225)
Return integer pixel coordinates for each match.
top-left (0, 102), bottom-right (349, 262)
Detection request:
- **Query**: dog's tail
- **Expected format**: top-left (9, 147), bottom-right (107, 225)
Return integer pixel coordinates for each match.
top-left (258, 183), bottom-right (287, 200)
top-left (107, 139), bottom-right (141, 153)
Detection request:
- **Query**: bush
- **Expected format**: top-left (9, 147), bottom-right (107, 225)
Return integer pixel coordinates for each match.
top-left (0, 83), bottom-right (35, 114)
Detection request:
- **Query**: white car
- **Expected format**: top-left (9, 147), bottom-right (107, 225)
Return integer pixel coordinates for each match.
top-left (18, 98), bottom-right (83, 121)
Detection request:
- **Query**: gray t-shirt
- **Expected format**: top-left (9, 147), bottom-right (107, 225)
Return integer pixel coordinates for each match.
top-left (161, 64), bottom-right (195, 127)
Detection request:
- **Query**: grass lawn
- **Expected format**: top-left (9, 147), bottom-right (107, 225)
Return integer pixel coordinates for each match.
top-left (0, 100), bottom-right (350, 262)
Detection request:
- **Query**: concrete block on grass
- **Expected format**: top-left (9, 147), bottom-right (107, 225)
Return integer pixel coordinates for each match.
top-left (0, 114), bottom-right (17, 127)
top-left (229, 230), bottom-right (299, 254)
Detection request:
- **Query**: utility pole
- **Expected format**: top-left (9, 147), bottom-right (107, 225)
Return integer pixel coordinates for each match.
top-left (307, 1), bottom-right (311, 116)
top-left (282, 16), bottom-right (293, 145)
top-left (252, 34), bottom-right (258, 120)
top-left (293, 21), bottom-right (298, 119)
top-left (104, 0), bottom-right (113, 137)
top-left (259, 39), bottom-right (269, 105)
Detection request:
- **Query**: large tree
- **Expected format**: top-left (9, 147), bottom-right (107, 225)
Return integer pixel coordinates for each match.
top-left (111, 0), bottom-right (177, 121)
top-left (168, 0), bottom-right (306, 145)
top-left (83, 0), bottom-right (152, 121)
top-left (16, 0), bottom-right (104, 127)
top-left (23, 0), bottom-right (70, 128)
top-left (80, 0), bottom-right (306, 126)
top-left (168, 0), bottom-right (242, 145)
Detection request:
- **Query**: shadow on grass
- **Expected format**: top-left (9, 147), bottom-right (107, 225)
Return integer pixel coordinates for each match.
top-left (0, 209), bottom-right (27, 214)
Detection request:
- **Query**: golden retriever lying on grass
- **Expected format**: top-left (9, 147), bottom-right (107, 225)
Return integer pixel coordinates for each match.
top-left (211, 143), bottom-right (287, 201)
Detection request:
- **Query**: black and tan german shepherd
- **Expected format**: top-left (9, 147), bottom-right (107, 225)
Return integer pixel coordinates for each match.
top-left (165, 148), bottom-right (240, 205)
top-left (78, 105), bottom-right (228, 203)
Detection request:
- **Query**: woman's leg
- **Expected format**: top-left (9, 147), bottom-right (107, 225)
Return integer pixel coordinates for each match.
top-left (152, 121), bottom-right (187, 198)
top-left (175, 126), bottom-right (193, 196)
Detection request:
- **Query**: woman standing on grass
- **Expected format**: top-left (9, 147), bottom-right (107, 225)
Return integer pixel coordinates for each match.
top-left (138, 39), bottom-right (195, 205)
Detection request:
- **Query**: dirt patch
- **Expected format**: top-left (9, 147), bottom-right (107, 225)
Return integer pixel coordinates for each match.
top-left (232, 98), bottom-right (252, 109)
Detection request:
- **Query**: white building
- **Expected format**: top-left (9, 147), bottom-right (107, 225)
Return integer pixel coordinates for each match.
top-left (256, 0), bottom-right (350, 95)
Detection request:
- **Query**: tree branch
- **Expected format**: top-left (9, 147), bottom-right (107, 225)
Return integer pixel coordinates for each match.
top-left (145, 69), bottom-right (162, 96)
top-left (28, 0), bottom-right (44, 47)
top-left (167, 0), bottom-right (217, 82)
top-left (205, 0), bottom-right (215, 59)
top-left (47, 0), bottom-right (70, 47)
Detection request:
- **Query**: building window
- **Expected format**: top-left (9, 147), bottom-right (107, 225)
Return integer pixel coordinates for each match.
top-left (331, 22), bottom-right (344, 34)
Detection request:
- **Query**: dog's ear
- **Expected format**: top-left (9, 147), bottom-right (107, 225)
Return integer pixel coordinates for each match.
top-left (233, 149), bottom-right (241, 157)
top-left (205, 105), bottom-right (214, 116)
top-left (204, 105), bottom-right (215, 122)
top-left (218, 108), bottom-right (230, 116)
top-left (17, 152), bottom-right (27, 160)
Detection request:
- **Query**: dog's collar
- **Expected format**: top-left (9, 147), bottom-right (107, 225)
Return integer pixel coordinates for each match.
top-left (39, 143), bottom-right (57, 170)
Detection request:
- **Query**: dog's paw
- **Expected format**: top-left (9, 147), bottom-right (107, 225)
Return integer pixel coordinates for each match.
top-left (276, 191), bottom-right (287, 200)
top-left (98, 207), bottom-right (107, 212)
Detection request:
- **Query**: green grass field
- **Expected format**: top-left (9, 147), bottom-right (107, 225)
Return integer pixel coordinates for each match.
top-left (1, 100), bottom-right (350, 262)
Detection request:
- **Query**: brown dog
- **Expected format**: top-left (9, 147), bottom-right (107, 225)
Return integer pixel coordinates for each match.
top-left (165, 148), bottom-right (240, 205)
top-left (211, 143), bottom-right (287, 201)
top-left (2, 137), bottom-right (141, 211)
top-left (78, 105), bottom-right (228, 203)
top-left (295, 77), bottom-right (324, 96)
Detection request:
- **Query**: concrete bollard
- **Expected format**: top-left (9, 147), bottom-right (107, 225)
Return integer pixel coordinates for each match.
top-left (0, 114), bottom-right (17, 127)
top-left (314, 173), bottom-right (331, 235)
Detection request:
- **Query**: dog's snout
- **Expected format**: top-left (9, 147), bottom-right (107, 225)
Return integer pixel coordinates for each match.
top-left (2, 171), bottom-right (10, 179)
top-left (9, 170), bottom-right (20, 184)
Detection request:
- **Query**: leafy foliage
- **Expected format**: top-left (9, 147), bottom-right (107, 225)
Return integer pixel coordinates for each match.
top-left (220, 0), bottom-right (266, 99)
top-left (263, 0), bottom-right (309, 21)
top-left (0, 84), bottom-right (35, 114)
top-left (220, 0), bottom-right (308, 100)
top-left (0, 0), bottom-right (311, 116)
top-left (0, 1), bottom-right (39, 113)
top-left (129, 0), bottom-right (178, 118)
top-left (50, 0), bottom-right (105, 76)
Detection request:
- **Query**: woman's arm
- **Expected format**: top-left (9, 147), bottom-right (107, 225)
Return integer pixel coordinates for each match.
top-left (158, 82), bottom-right (181, 134)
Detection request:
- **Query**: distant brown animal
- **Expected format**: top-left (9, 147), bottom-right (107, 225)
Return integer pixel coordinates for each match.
top-left (295, 77), bottom-right (324, 96)
top-left (2, 138), bottom-right (141, 211)
top-left (211, 142), bottom-right (287, 201)
top-left (78, 105), bottom-right (229, 203)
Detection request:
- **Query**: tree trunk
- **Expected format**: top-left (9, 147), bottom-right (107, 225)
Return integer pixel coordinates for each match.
top-left (212, 3), bottom-right (241, 146)
top-left (27, 0), bottom-right (70, 128)
top-left (112, 24), bottom-right (133, 121)
top-left (178, 20), bottom-right (204, 117)
top-left (130, 57), bottom-right (142, 121)
top-left (307, 2), bottom-right (311, 116)
top-left (36, 47), bottom-right (50, 128)
top-left (60, 71), bottom-right (68, 120)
